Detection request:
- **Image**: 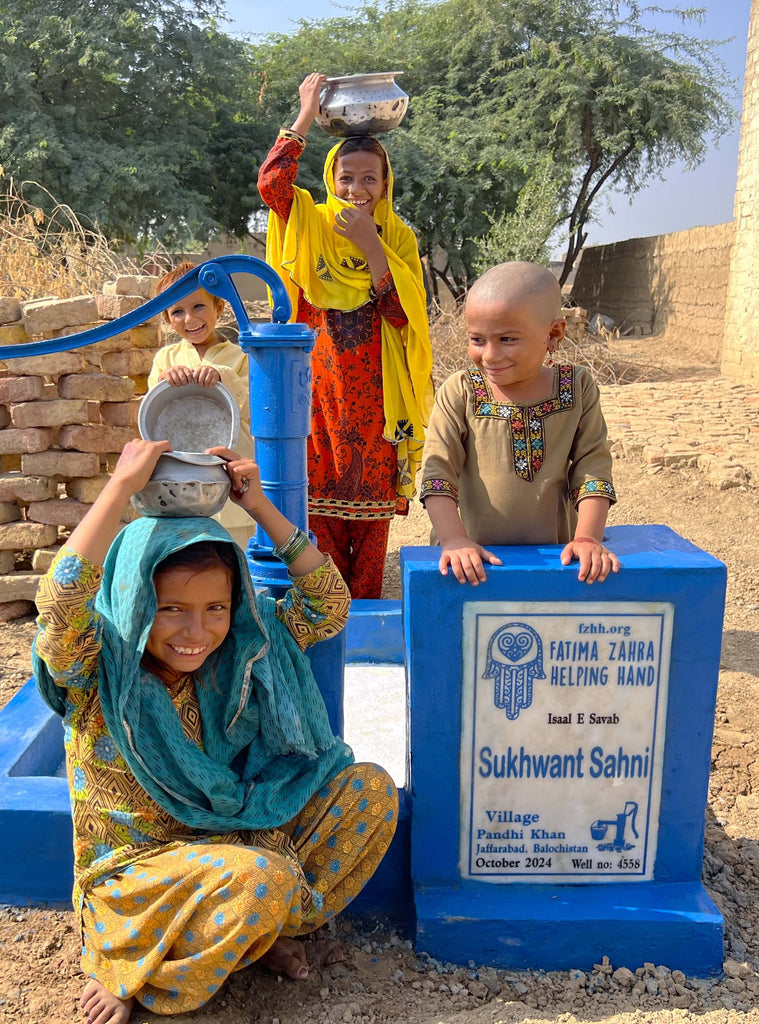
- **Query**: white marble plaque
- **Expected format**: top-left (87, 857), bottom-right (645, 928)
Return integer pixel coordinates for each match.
top-left (460, 602), bottom-right (672, 882)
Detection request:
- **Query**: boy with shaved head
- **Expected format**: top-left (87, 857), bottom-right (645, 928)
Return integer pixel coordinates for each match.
top-left (420, 261), bottom-right (619, 585)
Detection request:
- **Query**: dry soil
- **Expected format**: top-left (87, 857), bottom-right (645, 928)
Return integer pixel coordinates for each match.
top-left (1, 346), bottom-right (758, 1024)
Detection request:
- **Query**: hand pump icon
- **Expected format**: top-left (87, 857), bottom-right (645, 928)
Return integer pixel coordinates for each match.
top-left (590, 801), bottom-right (639, 852)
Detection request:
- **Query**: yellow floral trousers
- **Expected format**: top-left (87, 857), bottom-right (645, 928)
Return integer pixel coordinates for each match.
top-left (80, 763), bottom-right (397, 1014)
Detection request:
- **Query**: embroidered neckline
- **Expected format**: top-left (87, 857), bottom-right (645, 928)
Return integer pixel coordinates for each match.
top-left (469, 365), bottom-right (573, 416)
top-left (468, 365), bottom-right (575, 481)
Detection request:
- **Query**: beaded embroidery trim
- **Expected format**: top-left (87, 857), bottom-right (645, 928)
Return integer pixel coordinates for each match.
top-left (570, 479), bottom-right (617, 505)
top-left (468, 365), bottom-right (575, 482)
top-left (419, 478), bottom-right (458, 503)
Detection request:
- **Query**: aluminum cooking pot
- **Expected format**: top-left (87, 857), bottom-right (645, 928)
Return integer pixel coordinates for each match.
top-left (317, 72), bottom-right (408, 137)
top-left (132, 381), bottom-right (239, 517)
top-left (131, 453), bottom-right (231, 518)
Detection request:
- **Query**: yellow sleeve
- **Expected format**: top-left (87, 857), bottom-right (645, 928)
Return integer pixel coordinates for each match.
top-left (203, 342), bottom-right (253, 438)
top-left (34, 548), bottom-right (104, 688)
top-left (147, 343), bottom-right (179, 390)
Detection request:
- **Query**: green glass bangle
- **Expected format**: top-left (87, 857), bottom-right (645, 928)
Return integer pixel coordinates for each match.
top-left (274, 527), bottom-right (310, 566)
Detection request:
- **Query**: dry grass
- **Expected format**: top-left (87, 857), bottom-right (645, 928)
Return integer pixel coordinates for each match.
top-left (429, 302), bottom-right (660, 388)
top-left (0, 174), bottom-right (170, 300)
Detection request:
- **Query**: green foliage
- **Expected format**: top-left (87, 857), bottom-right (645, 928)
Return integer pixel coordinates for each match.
top-left (0, 0), bottom-right (735, 282)
top-left (0, 0), bottom-right (261, 244)
top-left (247, 0), bottom-right (734, 298)
top-left (474, 158), bottom-right (564, 272)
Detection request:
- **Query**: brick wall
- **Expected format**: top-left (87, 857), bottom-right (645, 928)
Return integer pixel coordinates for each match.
top-left (723, 0), bottom-right (759, 382)
top-left (570, 222), bottom-right (735, 362)
top-left (0, 276), bottom-right (160, 621)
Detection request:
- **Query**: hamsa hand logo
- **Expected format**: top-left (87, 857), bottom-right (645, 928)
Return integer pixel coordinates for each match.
top-left (483, 622), bottom-right (545, 720)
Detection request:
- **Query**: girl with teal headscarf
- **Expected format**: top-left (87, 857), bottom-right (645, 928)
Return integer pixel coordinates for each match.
top-left (33, 439), bottom-right (397, 1024)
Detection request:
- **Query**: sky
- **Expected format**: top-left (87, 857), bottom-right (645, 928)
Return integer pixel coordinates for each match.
top-left (222, 0), bottom-right (751, 249)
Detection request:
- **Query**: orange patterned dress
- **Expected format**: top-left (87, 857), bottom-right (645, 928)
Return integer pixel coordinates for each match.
top-left (259, 135), bottom-right (412, 597)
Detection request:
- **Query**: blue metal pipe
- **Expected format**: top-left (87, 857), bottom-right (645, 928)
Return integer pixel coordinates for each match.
top-left (0, 255), bottom-right (292, 359)
top-left (2, 258), bottom-right (345, 729)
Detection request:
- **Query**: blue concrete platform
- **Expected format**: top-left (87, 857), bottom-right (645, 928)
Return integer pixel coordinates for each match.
top-left (416, 882), bottom-right (723, 975)
top-left (0, 681), bottom-right (72, 905)
top-left (0, 601), bottom-right (409, 913)
top-left (403, 525), bottom-right (727, 975)
top-left (346, 600), bottom-right (403, 665)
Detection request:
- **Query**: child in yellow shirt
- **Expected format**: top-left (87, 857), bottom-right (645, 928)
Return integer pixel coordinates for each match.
top-left (148, 262), bottom-right (255, 549)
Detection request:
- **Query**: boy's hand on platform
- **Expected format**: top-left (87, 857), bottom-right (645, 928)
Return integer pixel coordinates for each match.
top-left (561, 538), bottom-right (620, 584)
top-left (439, 539), bottom-right (503, 585)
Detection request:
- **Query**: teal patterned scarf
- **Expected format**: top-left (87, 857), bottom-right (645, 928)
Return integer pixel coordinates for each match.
top-left (35, 516), bottom-right (352, 831)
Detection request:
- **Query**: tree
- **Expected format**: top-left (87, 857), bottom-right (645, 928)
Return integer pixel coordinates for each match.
top-left (246, 0), bottom-right (535, 301)
top-left (246, 0), bottom-right (734, 298)
top-left (499, 1), bottom-right (736, 283)
top-left (0, 0), bottom-right (260, 244)
top-left (1, 0), bottom-right (734, 278)
top-left (474, 158), bottom-right (564, 273)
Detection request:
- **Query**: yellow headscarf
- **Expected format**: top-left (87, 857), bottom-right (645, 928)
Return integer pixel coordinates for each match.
top-left (266, 138), bottom-right (433, 502)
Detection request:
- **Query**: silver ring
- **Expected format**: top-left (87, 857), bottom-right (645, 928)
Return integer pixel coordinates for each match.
top-left (239, 477), bottom-right (249, 493)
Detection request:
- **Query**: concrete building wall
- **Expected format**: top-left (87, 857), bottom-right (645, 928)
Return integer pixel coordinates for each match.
top-left (723, 0), bottom-right (759, 382)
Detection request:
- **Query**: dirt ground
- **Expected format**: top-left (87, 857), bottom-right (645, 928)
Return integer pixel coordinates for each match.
top-left (2, 341), bottom-right (759, 1024)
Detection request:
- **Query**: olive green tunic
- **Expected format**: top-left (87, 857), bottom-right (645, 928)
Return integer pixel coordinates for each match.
top-left (419, 364), bottom-right (616, 546)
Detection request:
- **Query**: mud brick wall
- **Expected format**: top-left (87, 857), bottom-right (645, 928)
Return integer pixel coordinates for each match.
top-left (723, 1), bottom-right (759, 382)
top-left (570, 222), bottom-right (735, 360)
top-left (0, 275), bottom-right (160, 621)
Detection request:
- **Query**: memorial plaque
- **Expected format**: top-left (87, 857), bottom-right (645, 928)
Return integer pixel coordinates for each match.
top-left (460, 601), bottom-right (672, 882)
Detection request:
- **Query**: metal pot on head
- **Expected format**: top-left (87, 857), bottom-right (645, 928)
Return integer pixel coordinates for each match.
top-left (317, 72), bottom-right (408, 137)
top-left (131, 453), bottom-right (232, 518)
top-left (132, 381), bottom-right (239, 518)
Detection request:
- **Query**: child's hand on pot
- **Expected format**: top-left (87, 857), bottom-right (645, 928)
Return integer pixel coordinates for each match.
top-left (113, 438), bottom-right (172, 495)
top-left (193, 366), bottom-right (221, 387)
top-left (160, 365), bottom-right (194, 386)
top-left (298, 73), bottom-right (326, 124)
top-left (206, 447), bottom-right (264, 513)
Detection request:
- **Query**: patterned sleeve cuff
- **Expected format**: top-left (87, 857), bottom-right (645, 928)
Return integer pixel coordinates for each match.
top-left (570, 480), bottom-right (617, 506)
top-left (47, 546), bottom-right (104, 592)
top-left (370, 269), bottom-right (394, 299)
top-left (287, 553), bottom-right (337, 588)
top-left (419, 479), bottom-right (459, 504)
top-left (277, 555), bottom-right (351, 651)
top-left (278, 128), bottom-right (306, 145)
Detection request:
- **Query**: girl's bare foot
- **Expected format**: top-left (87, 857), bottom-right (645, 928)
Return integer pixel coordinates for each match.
top-left (309, 936), bottom-right (346, 966)
top-left (261, 936), bottom-right (309, 979)
top-left (81, 980), bottom-right (134, 1024)
top-left (305, 925), bottom-right (346, 966)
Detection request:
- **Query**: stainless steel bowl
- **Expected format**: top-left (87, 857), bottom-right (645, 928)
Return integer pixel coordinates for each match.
top-left (317, 72), bottom-right (408, 137)
top-left (131, 478), bottom-right (231, 518)
top-left (131, 451), bottom-right (231, 518)
top-left (138, 380), bottom-right (240, 452)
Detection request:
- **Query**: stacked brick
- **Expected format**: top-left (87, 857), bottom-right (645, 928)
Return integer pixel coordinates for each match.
top-left (562, 305), bottom-right (589, 343)
top-left (0, 276), bottom-right (161, 621)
